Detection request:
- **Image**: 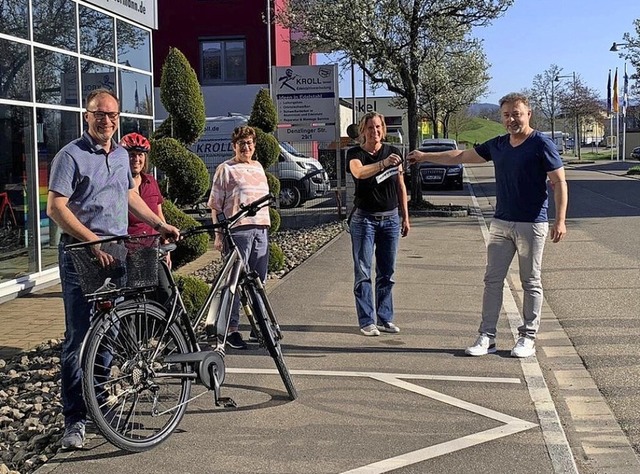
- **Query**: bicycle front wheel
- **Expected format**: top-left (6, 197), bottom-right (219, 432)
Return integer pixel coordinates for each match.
top-left (245, 285), bottom-right (298, 400)
top-left (81, 301), bottom-right (193, 452)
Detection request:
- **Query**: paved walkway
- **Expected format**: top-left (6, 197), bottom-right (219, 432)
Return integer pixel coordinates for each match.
top-left (1, 159), bottom-right (639, 473)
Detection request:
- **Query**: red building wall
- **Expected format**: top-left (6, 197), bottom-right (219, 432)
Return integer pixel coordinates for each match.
top-left (153, 0), bottom-right (292, 85)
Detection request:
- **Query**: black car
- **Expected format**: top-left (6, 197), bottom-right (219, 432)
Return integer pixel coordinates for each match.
top-left (407, 139), bottom-right (463, 190)
top-left (631, 146), bottom-right (640, 160)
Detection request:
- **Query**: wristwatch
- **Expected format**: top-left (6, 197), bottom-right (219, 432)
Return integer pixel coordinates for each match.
top-left (154, 221), bottom-right (165, 231)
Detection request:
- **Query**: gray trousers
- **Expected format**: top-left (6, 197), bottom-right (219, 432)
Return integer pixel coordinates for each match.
top-left (479, 219), bottom-right (549, 339)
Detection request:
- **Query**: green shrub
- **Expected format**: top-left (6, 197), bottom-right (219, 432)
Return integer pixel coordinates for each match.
top-left (268, 241), bottom-right (285, 272)
top-left (628, 166), bottom-right (640, 175)
top-left (162, 200), bottom-right (209, 269)
top-left (174, 274), bottom-right (209, 319)
top-left (151, 137), bottom-right (210, 206)
top-left (265, 171), bottom-right (280, 195)
top-left (269, 207), bottom-right (281, 234)
top-left (254, 129), bottom-right (280, 170)
top-left (248, 88), bottom-right (278, 133)
top-left (156, 47), bottom-right (205, 146)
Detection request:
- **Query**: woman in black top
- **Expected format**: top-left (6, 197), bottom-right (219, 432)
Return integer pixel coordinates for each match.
top-left (347, 111), bottom-right (410, 336)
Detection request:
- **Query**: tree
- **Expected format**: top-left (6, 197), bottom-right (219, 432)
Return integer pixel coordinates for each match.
top-left (620, 19), bottom-right (640, 102)
top-left (247, 89), bottom-right (286, 272)
top-left (151, 47), bottom-right (210, 268)
top-left (528, 64), bottom-right (564, 135)
top-left (413, 39), bottom-right (490, 140)
top-left (277, 0), bottom-right (513, 203)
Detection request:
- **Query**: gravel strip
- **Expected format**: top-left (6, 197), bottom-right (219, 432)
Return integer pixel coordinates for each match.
top-left (0, 222), bottom-right (344, 474)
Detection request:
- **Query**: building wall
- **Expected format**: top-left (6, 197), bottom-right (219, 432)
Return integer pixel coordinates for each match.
top-left (153, 0), bottom-right (290, 86)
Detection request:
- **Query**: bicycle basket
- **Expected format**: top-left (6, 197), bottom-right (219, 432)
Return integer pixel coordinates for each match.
top-left (67, 235), bottom-right (160, 296)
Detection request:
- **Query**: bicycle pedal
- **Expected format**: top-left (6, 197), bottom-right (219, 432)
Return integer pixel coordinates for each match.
top-left (215, 397), bottom-right (237, 409)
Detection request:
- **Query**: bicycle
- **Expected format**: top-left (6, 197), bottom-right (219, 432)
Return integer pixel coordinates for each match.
top-left (65, 193), bottom-right (297, 452)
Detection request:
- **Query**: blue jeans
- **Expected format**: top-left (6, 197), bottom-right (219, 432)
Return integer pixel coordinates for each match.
top-left (480, 219), bottom-right (549, 339)
top-left (228, 226), bottom-right (269, 331)
top-left (349, 212), bottom-right (400, 328)
top-left (58, 244), bottom-right (92, 427)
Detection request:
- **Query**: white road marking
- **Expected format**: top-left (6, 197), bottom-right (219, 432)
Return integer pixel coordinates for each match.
top-left (228, 368), bottom-right (537, 473)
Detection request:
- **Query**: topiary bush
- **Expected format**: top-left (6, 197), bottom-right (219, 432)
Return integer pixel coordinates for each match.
top-left (151, 137), bottom-right (210, 206)
top-left (248, 88), bottom-right (278, 133)
top-left (269, 207), bottom-right (281, 234)
top-left (265, 171), bottom-right (280, 196)
top-left (268, 241), bottom-right (285, 272)
top-left (155, 47), bottom-right (206, 146)
top-left (174, 274), bottom-right (210, 319)
top-left (253, 129), bottom-right (280, 170)
top-left (162, 200), bottom-right (209, 269)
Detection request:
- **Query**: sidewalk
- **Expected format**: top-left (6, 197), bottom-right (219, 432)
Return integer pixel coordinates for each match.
top-left (2, 175), bottom-right (639, 473)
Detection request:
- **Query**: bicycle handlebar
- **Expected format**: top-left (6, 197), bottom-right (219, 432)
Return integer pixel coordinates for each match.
top-left (179, 193), bottom-right (274, 240)
top-left (62, 194), bottom-right (274, 250)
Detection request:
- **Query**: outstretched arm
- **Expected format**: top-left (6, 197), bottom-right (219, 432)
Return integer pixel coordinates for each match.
top-left (406, 148), bottom-right (486, 166)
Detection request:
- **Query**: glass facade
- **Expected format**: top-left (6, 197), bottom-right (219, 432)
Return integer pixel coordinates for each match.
top-left (0, 1), bottom-right (154, 296)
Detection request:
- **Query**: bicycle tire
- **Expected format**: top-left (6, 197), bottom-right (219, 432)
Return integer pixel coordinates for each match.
top-left (245, 284), bottom-right (297, 400)
top-left (81, 302), bottom-right (193, 452)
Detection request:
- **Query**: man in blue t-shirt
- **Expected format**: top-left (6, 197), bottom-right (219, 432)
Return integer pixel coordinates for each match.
top-left (407, 92), bottom-right (568, 359)
top-left (47, 89), bottom-right (180, 450)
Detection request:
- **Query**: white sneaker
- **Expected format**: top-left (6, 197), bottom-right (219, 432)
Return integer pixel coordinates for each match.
top-left (360, 324), bottom-right (380, 336)
top-left (511, 336), bottom-right (535, 358)
top-left (377, 322), bottom-right (400, 333)
top-left (465, 334), bottom-right (496, 356)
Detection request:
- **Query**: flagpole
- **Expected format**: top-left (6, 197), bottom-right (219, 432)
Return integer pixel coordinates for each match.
top-left (622, 62), bottom-right (628, 161)
top-left (610, 115), bottom-right (614, 160)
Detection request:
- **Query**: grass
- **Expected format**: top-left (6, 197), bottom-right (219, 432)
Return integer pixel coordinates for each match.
top-left (452, 117), bottom-right (505, 146)
top-left (629, 166), bottom-right (640, 175)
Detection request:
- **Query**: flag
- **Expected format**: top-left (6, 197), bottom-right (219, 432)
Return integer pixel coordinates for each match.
top-left (606, 70), bottom-right (612, 115)
top-left (623, 63), bottom-right (629, 117)
top-left (612, 68), bottom-right (619, 114)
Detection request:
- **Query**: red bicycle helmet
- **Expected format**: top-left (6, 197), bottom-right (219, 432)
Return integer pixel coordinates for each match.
top-left (120, 132), bottom-right (150, 153)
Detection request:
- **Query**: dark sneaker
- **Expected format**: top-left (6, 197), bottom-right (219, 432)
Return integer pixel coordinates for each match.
top-left (377, 322), bottom-right (400, 333)
top-left (226, 331), bottom-right (248, 350)
top-left (248, 329), bottom-right (259, 342)
top-left (61, 421), bottom-right (85, 450)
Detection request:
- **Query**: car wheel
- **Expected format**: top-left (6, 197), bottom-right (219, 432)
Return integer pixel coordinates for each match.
top-left (279, 182), bottom-right (302, 209)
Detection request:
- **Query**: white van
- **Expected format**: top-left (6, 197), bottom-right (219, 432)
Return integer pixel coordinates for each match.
top-left (189, 116), bottom-right (330, 208)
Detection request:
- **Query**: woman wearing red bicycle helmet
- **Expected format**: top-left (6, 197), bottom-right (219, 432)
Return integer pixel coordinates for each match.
top-left (121, 132), bottom-right (172, 305)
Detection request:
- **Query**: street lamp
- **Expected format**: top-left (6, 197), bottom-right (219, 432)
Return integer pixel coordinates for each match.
top-left (609, 41), bottom-right (629, 160)
top-left (609, 42), bottom-right (629, 52)
top-left (555, 72), bottom-right (580, 160)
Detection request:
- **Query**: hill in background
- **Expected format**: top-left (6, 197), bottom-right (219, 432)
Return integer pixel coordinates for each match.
top-left (453, 117), bottom-right (504, 147)
top-left (468, 103), bottom-right (500, 116)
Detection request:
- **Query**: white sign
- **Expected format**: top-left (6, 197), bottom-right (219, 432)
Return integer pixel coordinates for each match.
top-left (272, 65), bottom-right (338, 142)
top-left (83, 0), bottom-right (158, 29)
top-left (278, 124), bottom-right (335, 142)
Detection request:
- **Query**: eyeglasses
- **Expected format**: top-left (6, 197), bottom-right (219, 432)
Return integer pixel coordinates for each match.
top-left (237, 140), bottom-right (254, 147)
top-left (86, 110), bottom-right (120, 121)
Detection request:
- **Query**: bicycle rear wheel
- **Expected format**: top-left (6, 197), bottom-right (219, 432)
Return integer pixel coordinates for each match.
top-left (81, 301), bottom-right (193, 452)
top-left (244, 284), bottom-right (297, 400)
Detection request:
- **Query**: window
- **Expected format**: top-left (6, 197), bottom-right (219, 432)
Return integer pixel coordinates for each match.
top-left (201, 39), bottom-right (246, 85)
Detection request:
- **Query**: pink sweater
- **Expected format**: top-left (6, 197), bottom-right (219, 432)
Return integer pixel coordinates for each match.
top-left (207, 159), bottom-right (271, 227)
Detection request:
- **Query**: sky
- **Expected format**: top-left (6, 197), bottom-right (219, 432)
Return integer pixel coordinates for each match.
top-left (318, 0), bottom-right (637, 105)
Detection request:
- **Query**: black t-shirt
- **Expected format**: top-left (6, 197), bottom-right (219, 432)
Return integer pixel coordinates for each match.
top-left (346, 144), bottom-right (401, 213)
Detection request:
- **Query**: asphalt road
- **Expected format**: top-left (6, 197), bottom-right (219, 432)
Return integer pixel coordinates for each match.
top-left (466, 160), bottom-right (640, 457)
